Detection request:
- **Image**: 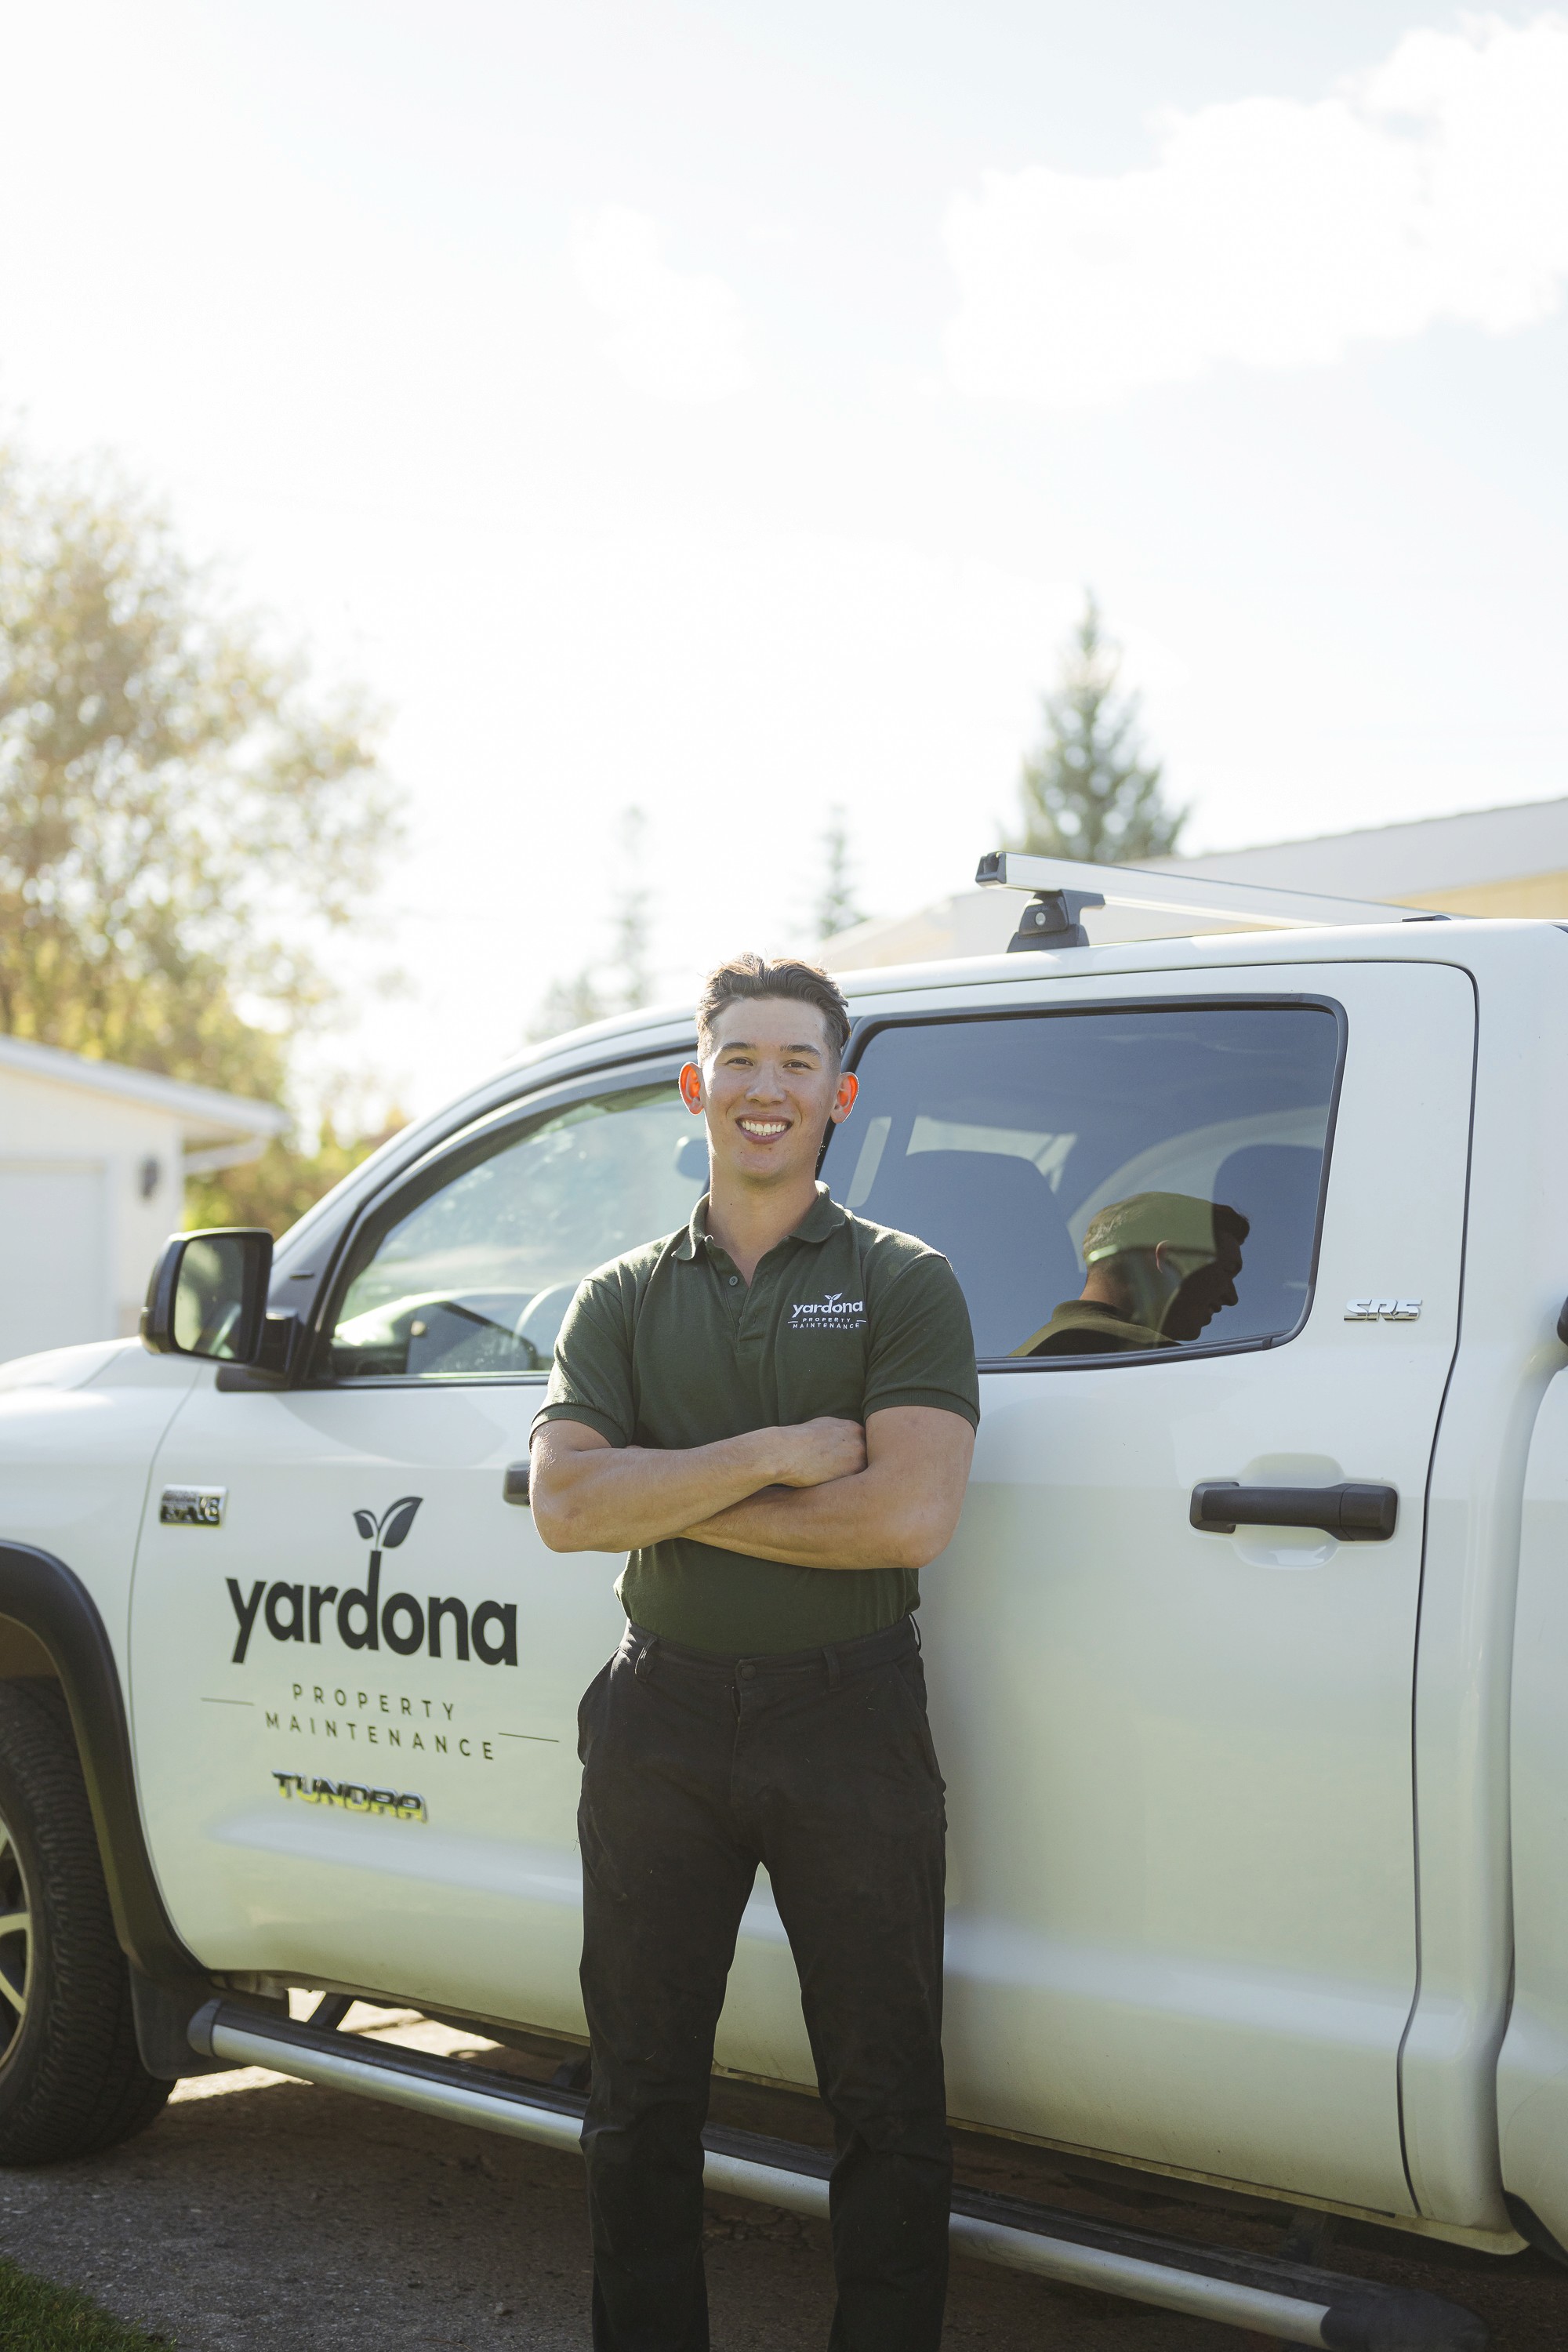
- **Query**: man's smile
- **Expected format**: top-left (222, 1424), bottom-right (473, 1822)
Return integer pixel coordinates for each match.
top-left (737, 1117), bottom-right (789, 1138)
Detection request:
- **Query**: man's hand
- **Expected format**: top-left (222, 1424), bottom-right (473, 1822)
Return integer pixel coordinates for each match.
top-left (528, 1414), bottom-right (864, 1555)
top-left (771, 1417), bottom-right (866, 1486)
top-left (680, 1406), bottom-right (973, 1573)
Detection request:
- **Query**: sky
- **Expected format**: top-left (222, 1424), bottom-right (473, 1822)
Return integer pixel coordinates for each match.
top-left (2, 0), bottom-right (1566, 1113)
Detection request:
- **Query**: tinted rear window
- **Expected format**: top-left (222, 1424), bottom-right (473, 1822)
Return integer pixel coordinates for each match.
top-left (820, 1005), bottom-right (1340, 1361)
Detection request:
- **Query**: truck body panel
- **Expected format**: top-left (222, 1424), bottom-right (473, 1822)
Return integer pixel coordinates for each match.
top-left (3, 916), bottom-right (1564, 2251)
top-left (1497, 1371), bottom-right (1568, 2249)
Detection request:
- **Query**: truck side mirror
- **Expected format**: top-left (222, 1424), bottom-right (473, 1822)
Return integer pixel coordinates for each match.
top-left (141, 1229), bottom-right (274, 1363)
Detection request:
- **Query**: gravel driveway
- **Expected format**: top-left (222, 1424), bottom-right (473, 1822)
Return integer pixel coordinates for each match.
top-left (1, 2006), bottom-right (1564, 2350)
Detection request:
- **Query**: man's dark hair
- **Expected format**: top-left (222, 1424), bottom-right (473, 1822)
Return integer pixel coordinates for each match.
top-left (695, 953), bottom-right (851, 1065)
top-left (1213, 1203), bottom-right (1250, 1248)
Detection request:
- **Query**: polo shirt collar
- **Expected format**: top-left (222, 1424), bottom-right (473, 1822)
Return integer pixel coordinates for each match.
top-left (793, 1185), bottom-right (848, 1244)
top-left (673, 1184), bottom-right (846, 1261)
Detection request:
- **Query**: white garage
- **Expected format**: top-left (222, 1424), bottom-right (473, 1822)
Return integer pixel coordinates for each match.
top-left (0, 1038), bottom-right (288, 1366)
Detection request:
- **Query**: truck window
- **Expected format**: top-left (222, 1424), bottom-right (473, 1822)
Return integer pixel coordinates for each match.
top-left (820, 1004), bottom-right (1340, 1361)
top-left (325, 1079), bottom-right (704, 1381)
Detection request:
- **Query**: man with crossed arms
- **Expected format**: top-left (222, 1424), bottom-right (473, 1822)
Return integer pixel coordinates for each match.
top-left (531, 953), bottom-right (978, 2352)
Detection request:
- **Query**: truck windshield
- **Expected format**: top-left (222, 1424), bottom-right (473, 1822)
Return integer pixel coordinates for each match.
top-left (327, 1080), bottom-right (702, 1380)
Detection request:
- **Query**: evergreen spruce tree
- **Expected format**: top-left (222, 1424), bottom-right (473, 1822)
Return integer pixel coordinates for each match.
top-left (814, 804), bottom-right (866, 940)
top-left (528, 805), bottom-right (653, 1040)
top-left (608, 805), bottom-right (653, 1009)
top-left (528, 969), bottom-right (612, 1040)
top-left (1013, 593), bottom-right (1185, 865)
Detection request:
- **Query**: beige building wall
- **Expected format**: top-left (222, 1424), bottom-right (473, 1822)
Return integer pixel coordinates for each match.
top-left (1396, 871), bottom-right (1568, 919)
top-left (0, 1068), bottom-right (187, 1355)
top-left (0, 1043), bottom-right (287, 1364)
top-left (822, 797), bottom-right (1568, 973)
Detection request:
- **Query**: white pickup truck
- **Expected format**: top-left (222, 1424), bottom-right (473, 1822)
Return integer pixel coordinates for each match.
top-left (2, 851), bottom-right (1565, 2351)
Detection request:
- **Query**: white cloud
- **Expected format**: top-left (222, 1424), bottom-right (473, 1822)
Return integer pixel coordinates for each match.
top-left (572, 205), bottom-right (751, 402)
top-left (944, 14), bottom-right (1568, 406)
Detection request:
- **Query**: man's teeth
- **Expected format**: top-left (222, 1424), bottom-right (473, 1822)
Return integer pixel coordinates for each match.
top-left (740, 1120), bottom-right (788, 1136)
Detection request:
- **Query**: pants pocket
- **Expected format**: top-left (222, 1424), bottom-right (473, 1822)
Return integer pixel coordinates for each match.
top-left (891, 1657), bottom-right (946, 1795)
top-left (576, 1656), bottom-right (614, 1764)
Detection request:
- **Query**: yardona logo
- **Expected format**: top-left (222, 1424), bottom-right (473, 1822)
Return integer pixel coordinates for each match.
top-left (789, 1290), bottom-right (866, 1332)
top-left (226, 1496), bottom-right (517, 1669)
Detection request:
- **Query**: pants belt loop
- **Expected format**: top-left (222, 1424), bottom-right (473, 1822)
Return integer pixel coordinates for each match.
top-left (633, 1635), bottom-right (659, 1681)
top-left (822, 1644), bottom-right (841, 1693)
top-left (911, 1612), bottom-right (923, 1653)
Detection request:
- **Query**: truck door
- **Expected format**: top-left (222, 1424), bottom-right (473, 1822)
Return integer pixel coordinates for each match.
top-left (129, 1061), bottom-right (703, 2032)
top-left (1497, 1372), bottom-right (1568, 2251)
top-left (808, 962), bottom-right (1472, 2217)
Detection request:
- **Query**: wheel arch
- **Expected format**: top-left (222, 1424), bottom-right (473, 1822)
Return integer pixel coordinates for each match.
top-left (0, 1541), bottom-right (201, 1987)
top-left (0, 1621), bottom-right (55, 1679)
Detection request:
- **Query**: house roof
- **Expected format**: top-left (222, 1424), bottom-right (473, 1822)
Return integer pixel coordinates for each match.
top-left (0, 1035), bottom-right (290, 1147)
top-left (819, 792), bottom-right (1568, 969)
top-left (1154, 793), bottom-right (1568, 899)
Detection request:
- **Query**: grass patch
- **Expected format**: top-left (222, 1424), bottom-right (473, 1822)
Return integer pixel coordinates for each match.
top-left (0, 2257), bottom-right (172, 2349)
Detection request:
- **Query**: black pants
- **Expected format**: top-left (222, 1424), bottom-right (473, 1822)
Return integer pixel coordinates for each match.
top-left (576, 1613), bottom-right (950, 2352)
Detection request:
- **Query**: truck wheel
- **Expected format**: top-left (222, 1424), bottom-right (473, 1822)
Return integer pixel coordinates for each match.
top-left (0, 1679), bottom-right (171, 2163)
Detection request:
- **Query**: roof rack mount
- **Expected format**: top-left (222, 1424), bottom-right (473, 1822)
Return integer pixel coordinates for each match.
top-left (975, 851), bottom-right (1450, 949)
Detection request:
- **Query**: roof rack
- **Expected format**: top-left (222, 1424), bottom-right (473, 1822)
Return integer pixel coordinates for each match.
top-left (975, 851), bottom-right (1450, 952)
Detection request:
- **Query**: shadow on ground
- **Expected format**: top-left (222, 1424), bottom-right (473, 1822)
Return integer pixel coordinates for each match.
top-left (0, 2009), bottom-right (1563, 2350)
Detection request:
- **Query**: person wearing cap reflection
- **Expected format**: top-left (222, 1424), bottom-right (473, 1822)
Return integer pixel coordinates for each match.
top-left (1015, 1190), bottom-right (1250, 1356)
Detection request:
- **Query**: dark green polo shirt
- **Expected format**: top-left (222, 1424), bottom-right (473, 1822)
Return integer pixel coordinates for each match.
top-left (532, 1185), bottom-right (979, 1655)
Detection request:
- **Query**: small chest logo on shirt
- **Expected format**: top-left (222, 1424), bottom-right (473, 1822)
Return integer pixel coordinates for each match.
top-left (789, 1291), bottom-right (867, 1333)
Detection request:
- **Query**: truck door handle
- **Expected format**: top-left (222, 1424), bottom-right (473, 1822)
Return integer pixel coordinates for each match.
top-left (503, 1461), bottom-right (530, 1504)
top-left (1189, 1481), bottom-right (1398, 1541)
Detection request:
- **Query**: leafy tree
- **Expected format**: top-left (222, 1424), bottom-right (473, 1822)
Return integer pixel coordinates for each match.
top-left (185, 1112), bottom-right (408, 1237)
top-left (1012, 593), bottom-right (1185, 866)
top-left (0, 442), bottom-right (401, 1101)
top-left (814, 804), bottom-right (866, 939)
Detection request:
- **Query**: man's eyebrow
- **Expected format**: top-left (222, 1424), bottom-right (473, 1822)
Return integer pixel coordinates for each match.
top-left (717, 1037), bottom-right (824, 1055)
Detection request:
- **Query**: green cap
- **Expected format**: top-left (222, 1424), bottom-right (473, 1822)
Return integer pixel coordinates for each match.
top-left (1083, 1192), bottom-right (1220, 1266)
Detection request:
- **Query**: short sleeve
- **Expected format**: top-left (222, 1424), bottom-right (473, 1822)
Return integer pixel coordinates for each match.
top-left (531, 1273), bottom-right (636, 1448)
top-left (862, 1250), bottom-right (980, 1428)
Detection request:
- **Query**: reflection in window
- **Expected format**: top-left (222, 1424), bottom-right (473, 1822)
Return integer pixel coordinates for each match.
top-left (1017, 1192), bottom-right (1249, 1355)
top-left (820, 1008), bottom-right (1337, 1359)
top-left (330, 1083), bottom-right (705, 1380)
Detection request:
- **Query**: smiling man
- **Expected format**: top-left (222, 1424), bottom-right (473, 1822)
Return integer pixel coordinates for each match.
top-left (529, 953), bottom-right (978, 2352)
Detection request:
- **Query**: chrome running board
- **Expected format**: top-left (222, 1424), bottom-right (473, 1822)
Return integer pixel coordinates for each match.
top-left (188, 2002), bottom-right (1484, 2350)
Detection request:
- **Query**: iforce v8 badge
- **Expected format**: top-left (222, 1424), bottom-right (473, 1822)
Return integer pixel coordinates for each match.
top-left (159, 1486), bottom-right (226, 1527)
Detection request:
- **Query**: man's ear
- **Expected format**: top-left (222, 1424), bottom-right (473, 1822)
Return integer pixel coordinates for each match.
top-left (679, 1062), bottom-right (705, 1114)
top-left (830, 1070), bottom-right (858, 1123)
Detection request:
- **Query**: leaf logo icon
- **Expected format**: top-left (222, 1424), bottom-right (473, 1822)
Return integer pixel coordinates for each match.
top-left (351, 1498), bottom-right (423, 1548)
top-left (378, 1496), bottom-right (423, 1549)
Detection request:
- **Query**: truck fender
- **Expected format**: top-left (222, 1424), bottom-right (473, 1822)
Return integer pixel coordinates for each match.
top-left (0, 1538), bottom-right (205, 1994)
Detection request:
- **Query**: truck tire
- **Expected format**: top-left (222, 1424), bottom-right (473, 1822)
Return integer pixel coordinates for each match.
top-left (0, 1679), bottom-right (171, 2162)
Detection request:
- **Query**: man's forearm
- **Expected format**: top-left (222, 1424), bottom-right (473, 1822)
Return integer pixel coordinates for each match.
top-left (683, 1407), bottom-right (974, 1571)
top-left (682, 1472), bottom-right (924, 1573)
top-left (531, 1432), bottom-right (786, 1553)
